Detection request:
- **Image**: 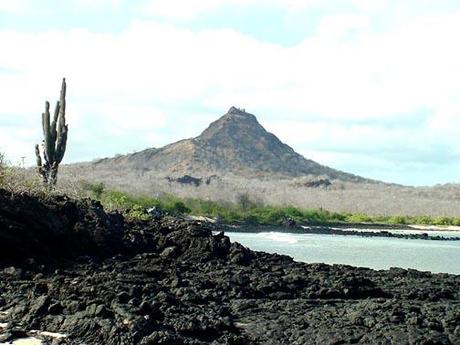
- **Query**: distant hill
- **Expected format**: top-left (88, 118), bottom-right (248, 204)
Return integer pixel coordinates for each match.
top-left (91, 106), bottom-right (373, 183)
top-left (61, 107), bottom-right (460, 216)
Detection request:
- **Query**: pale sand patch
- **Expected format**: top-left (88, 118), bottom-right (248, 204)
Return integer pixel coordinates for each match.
top-left (30, 331), bottom-right (67, 339)
top-left (186, 215), bottom-right (216, 223)
top-left (0, 338), bottom-right (43, 345)
top-left (0, 329), bottom-right (66, 345)
top-left (409, 225), bottom-right (460, 232)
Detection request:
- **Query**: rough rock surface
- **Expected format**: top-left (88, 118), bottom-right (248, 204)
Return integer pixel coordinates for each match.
top-left (0, 189), bottom-right (125, 259)
top-left (0, 190), bottom-right (459, 344)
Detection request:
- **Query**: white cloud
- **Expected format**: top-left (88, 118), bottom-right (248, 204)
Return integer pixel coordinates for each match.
top-left (139, 0), bottom-right (223, 20)
top-left (349, 0), bottom-right (388, 12)
top-left (0, 0), bottom-right (29, 14)
top-left (75, 0), bottom-right (122, 10)
top-left (1, 7), bottom-right (460, 184)
top-left (138, 0), bottom-right (459, 21)
top-left (95, 102), bottom-right (166, 131)
top-left (138, 0), bottom-right (326, 19)
top-left (0, 126), bottom-right (38, 166)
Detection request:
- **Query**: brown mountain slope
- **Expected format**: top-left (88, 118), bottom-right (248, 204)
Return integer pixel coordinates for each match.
top-left (92, 107), bottom-right (374, 182)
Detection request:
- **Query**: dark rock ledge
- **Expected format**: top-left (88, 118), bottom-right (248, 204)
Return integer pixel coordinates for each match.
top-left (0, 189), bottom-right (459, 344)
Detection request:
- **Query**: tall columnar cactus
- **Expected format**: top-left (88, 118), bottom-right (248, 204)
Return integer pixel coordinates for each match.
top-left (35, 78), bottom-right (68, 186)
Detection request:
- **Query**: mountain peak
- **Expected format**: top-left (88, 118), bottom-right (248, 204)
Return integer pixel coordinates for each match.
top-left (227, 106), bottom-right (247, 115)
top-left (198, 107), bottom-right (261, 141)
top-left (224, 106), bottom-right (258, 121)
top-left (92, 107), bottom-right (371, 182)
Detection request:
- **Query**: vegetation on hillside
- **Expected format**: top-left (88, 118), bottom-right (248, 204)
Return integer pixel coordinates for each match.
top-left (60, 163), bottom-right (460, 218)
top-left (0, 152), bottom-right (6, 185)
top-left (0, 153), bottom-right (81, 197)
top-left (1, 157), bottom-right (459, 227)
top-left (81, 181), bottom-right (460, 227)
top-left (0, 153), bottom-right (42, 194)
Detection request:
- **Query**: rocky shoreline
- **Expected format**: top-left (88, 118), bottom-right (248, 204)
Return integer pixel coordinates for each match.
top-left (0, 189), bottom-right (459, 344)
top-left (223, 224), bottom-right (460, 241)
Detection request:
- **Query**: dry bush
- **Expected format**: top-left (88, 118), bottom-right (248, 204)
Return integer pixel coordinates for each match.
top-left (59, 163), bottom-right (460, 217)
top-left (0, 152), bottom-right (7, 186)
top-left (0, 154), bottom-right (87, 199)
top-left (0, 166), bottom-right (51, 196)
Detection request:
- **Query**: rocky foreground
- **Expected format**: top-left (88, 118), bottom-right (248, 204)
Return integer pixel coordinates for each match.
top-left (0, 189), bottom-right (459, 344)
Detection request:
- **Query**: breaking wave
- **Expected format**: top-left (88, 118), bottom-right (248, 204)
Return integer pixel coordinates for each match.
top-left (258, 232), bottom-right (299, 244)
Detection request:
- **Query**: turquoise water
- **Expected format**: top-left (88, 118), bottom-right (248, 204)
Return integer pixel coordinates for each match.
top-left (227, 231), bottom-right (460, 274)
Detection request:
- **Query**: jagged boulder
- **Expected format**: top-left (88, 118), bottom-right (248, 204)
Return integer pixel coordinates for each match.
top-left (0, 189), bottom-right (124, 259)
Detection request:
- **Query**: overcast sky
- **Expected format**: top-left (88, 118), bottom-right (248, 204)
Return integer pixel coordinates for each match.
top-left (1, 0), bottom-right (460, 186)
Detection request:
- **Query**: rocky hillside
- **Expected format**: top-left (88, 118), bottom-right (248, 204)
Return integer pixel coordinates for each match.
top-left (91, 107), bottom-right (371, 182)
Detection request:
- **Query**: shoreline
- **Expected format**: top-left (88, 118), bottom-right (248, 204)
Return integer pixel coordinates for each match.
top-left (221, 223), bottom-right (460, 241)
top-left (407, 224), bottom-right (460, 231)
top-left (186, 215), bottom-right (460, 233)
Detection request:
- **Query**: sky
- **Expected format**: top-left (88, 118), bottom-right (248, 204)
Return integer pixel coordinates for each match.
top-left (1, 0), bottom-right (460, 186)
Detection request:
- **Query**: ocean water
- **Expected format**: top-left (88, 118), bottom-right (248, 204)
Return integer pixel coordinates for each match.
top-left (227, 231), bottom-right (460, 274)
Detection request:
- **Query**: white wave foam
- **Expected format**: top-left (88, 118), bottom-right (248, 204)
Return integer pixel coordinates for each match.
top-left (6, 338), bottom-right (43, 345)
top-left (260, 232), bottom-right (298, 244)
top-left (30, 330), bottom-right (67, 339)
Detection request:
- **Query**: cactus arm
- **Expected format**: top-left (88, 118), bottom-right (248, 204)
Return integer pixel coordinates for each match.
top-left (41, 113), bottom-right (46, 163)
top-left (55, 124), bottom-right (68, 163)
top-left (35, 144), bottom-right (48, 184)
top-left (55, 79), bottom-right (67, 164)
top-left (41, 112), bottom-right (46, 139)
top-left (59, 78), bottom-right (66, 125)
top-left (34, 144), bottom-right (42, 167)
top-left (42, 101), bottom-right (53, 164)
top-left (57, 80), bottom-right (66, 141)
top-left (50, 100), bottom-right (59, 144)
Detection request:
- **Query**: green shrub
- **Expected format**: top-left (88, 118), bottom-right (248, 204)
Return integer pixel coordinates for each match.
top-left (125, 204), bottom-right (150, 221)
top-left (284, 206), bottom-right (304, 220)
top-left (387, 215), bottom-right (407, 225)
top-left (169, 200), bottom-right (191, 215)
top-left (80, 180), bottom-right (105, 199)
top-left (310, 209), bottom-right (337, 223)
top-left (346, 213), bottom-right (374, 223)
top-left (253, 207), bottom-right (280, 224)
top-left (432, 217), bottom-right (452, 226)
top-left (412, 215), bottom-right (433, 225)
top-left (329, 212), bottom-right (348, 222)
top-left (236, 193), bottom-right (259, 210)
top-left (100, 189), bottom-right (131, 209)
top-left (90, 187), bottom-right (460, 227)
top-left (241, 213), bottom-right (259, 224)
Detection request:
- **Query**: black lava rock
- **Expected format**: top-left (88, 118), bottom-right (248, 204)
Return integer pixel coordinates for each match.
top-left (0, 190), bottom-right (459, 344)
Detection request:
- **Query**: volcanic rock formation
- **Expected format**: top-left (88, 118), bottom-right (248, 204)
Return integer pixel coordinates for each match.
top-left (0, 190), bottom-right (459, 344)
top-left (92, 107), bottom-right (370, 182)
